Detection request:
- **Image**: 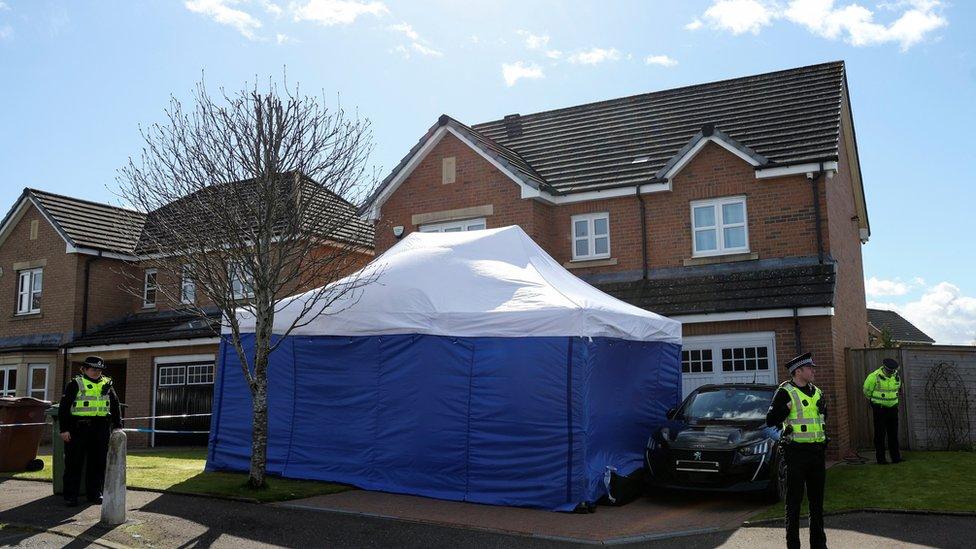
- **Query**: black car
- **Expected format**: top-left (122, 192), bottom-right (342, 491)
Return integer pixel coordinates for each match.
top-left (644, 383), bottom-right (786, 501)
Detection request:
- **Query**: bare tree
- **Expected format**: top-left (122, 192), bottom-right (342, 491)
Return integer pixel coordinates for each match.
top-left (118, 76), bottom-right (378, 488)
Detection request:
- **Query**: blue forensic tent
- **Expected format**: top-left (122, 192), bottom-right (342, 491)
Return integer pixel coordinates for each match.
top-left (207, 226), bottom-right (681, 511)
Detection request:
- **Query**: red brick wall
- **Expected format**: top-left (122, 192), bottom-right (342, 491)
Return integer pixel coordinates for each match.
top-left (376, 133), bottom-right (550, 252)
top-left (0, 203), bottom-right (80, 340)
top-left (821, 123), bottom-right (870, 455)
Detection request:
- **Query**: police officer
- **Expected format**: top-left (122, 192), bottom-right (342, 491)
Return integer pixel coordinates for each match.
top-left (863, 357), bottom-right (902, 465)
top-left (58, 356), bottom-right (122, 507)
top-left (766, 352), bottom-right (828, 549)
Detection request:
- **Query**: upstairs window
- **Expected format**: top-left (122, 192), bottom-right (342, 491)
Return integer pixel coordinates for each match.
top-left (181, 265), bottom-right (196, 305)
top-left (418, 218), bottom-right (486, 233)
top-left (16, 268), bottom-right (42, 315)
top-left (691, 197), bottom-right (748, 257)
top-left (229, 262), bottom-right (254, 300)
top-left (143, 269), bottom-right (158, 307)
top-left (571, 213), bottom-right (610, 260)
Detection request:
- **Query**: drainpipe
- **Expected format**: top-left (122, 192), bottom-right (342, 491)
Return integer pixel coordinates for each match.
top-left (636, 184), bottom-right (648, 280)
top-left (809, 163), bottom-right (826, 265)
top-left (80, 251), bottom-right (102, 335)
top-left (793, 307), bottom-right (802, 355)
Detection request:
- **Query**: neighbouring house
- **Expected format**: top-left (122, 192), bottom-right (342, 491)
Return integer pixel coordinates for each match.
top-left (867, 308), bottom-right (935, 347)
top-left (363, 61), bottom-right (870, 457)
top-left (0, 183), bottom-right (373, 447)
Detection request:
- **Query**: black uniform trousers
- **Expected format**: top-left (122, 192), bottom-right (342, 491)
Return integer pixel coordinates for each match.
top-left (783, 442), bottom-right (827, 549)
top-left (872, 404), bottom-right (901, 464)
top-left (63, 417), bottom-right (111, 501)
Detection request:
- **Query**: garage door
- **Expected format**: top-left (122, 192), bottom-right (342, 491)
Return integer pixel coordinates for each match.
top-left (680, 332), bottom-right (777, 398)
top-left (153, 357), bottom-right (215, 446)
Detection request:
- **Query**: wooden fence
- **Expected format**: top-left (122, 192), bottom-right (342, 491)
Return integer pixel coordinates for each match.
top-left (846, 346), bottom-right (976, 451)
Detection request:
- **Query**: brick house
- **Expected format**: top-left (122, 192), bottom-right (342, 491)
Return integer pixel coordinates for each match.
top-left (363, 61), bottom-right (870, 456)
top-left (0, 183), bottom-right (373, 447)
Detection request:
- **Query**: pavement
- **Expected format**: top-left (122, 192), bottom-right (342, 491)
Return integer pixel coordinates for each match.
top-left (2, 478), bottom-right (974, 548)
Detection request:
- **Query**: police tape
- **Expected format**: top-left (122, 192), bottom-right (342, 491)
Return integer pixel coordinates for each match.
top-left (0, 412), bottom-right (213, 429)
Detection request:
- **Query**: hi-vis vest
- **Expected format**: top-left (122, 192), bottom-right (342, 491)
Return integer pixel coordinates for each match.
top-left (864, 368), bottom-right (900, 408)
top-left (70, 375), bottom-right (112, 417)
top-left (781, 382), bottom-right (826, 443)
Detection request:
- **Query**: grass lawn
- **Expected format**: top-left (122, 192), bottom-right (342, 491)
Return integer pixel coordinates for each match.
top-left (750, 451), bottom-right (976, 521)
top-left (1, 447), bottom-right (350, 503)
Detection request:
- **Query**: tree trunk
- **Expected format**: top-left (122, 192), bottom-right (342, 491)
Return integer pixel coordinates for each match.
top-left (248, 371), bottom-right (269, 488)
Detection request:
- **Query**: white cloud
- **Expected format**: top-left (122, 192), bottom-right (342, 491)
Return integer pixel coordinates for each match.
top-left (702, 0), bottom-right (776, 35)
top-left (0, 25), bottom-right (10, 41)
top-left (0, 2), bottom-right (9, 10)
top-left (545, 49), bottom-right (563, 59)
top-left (411, 42), bottom-right (442, 57)
top-left (865, 276), bottom-right (912, 297)
top-left (783, 0), bottom-right (947, 51)
top-left (276, 32), bottom-right (292, 43)
top-left (257, 0), bottom-right (283, 16)
top-left (692, 0), bottom-right (947, 50)
top-left (568, 47), bottom-right (621, 65)
top-left (645, 54), bottom-right (678, 67)
top-left (517, 30), bottom-right (550, 50)
top-left (184, 0), bottom-right (262, 39)
top-left (291, 0), bottom-right (388, 26)
top-left (388, 22), bottom-right (418, 40)
top-left (894, 282), bottom-right (976, 344)
top-left (501, 61), bottom-right (544, 87)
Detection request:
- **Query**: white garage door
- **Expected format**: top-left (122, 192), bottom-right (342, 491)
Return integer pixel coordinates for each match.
top-left (680, 332), bottom-right (778, 398)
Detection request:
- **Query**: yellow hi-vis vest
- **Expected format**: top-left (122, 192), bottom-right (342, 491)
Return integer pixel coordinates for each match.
top-left (864, 368), bottom-right (900, 407)
top-left (781, 382), bottom-right (826, 443)
top-left (71, 375), bottom-right (112, 417)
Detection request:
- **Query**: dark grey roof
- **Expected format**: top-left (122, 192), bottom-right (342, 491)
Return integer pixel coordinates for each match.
top-left (596, 259), bottom-right (836, 316)
top-left (68, 309), bottom-right (221, 347)
top-left (867, 309), bottom-right (935, 344)
top-left (28, 189), bottom-right (147, 254)
top-left (0, 333), bottom-right (67, 353)
top-left (469, 61), bottom-right (845, 194)
top-left (136, 174), bottom-right (374, 254)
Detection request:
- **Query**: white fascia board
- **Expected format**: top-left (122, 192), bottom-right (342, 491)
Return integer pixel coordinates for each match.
top-left (663, 136), bottom-right (763, 181)
top-left (755, 162), bottom-right (838, 180)
top-left (671, 307), bottom-right (834, 324)
top-left (154, 353), bottom-right (216, 365)
top-left (548, 182), bottom-right (671, 205)
top-left (66, 337), bottom-right (221, 354)
top-left (682, 331), bottom-right (776, 345)
top-left (65, 244), bottom-right (139, 261)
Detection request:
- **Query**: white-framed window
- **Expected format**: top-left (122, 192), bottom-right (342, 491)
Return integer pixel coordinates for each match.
top-left (229, 262), bottom-right (254, 299)
top-left (571, 212), bottom-right (610, 261)
top-left (691, 196), bottom-right (749, 257)
top-left (418, 218), bottom-right (486, 233)
top-left (181, 265), bottom-right (196, 305)
top-left (186, 363), bottom-right (215, 385)
top-left (29, 364), bottom-right (48, 400)
top-left (0, 366), bottom-right (16, 397)
top-left (143, 268), bottom-right (158, 307)
top-left (158, 365), bottom-right (186, 387)
top-left (16, 268), bottom-right (42, 315)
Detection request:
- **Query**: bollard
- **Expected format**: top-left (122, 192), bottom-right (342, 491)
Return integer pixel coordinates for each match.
top-left (100, 429), bottom-right (126, 525)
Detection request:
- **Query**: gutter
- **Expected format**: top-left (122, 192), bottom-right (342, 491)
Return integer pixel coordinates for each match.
top-left (808, 162), bottom-right (826, 264)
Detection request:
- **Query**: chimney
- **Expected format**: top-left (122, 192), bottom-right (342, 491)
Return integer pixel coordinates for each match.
top-left (503, 114), bottom-right (522, 139)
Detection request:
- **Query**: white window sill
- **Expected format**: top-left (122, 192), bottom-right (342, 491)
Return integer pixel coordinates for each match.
top-left (564, 257), bottom-right (618, 269)
top-left (11, 311), bottom-right (42, 320)
top-left (142, 304), bottom-right (157, 310)
top-left (684, 252), bottom-right (758, 266)
top-left (691, 248), bottom-right (751, 259)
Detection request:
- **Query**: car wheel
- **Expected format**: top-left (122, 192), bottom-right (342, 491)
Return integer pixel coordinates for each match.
top-left (766, 454), bottom-right (787, 503)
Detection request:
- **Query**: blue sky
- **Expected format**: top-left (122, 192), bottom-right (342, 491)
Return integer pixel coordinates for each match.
top-left (1, 1), bottom-right (973, 343)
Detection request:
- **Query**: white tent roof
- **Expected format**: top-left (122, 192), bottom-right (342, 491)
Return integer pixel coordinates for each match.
top-left (232, 226), bottom-right (681, 343)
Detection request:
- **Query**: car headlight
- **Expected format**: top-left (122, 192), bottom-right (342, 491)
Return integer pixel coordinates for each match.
top-left (738, 438), bottom-right (772, 456)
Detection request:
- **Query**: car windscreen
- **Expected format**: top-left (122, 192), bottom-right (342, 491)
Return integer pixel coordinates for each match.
top-left (681, 388), bottom-right (774, 422)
